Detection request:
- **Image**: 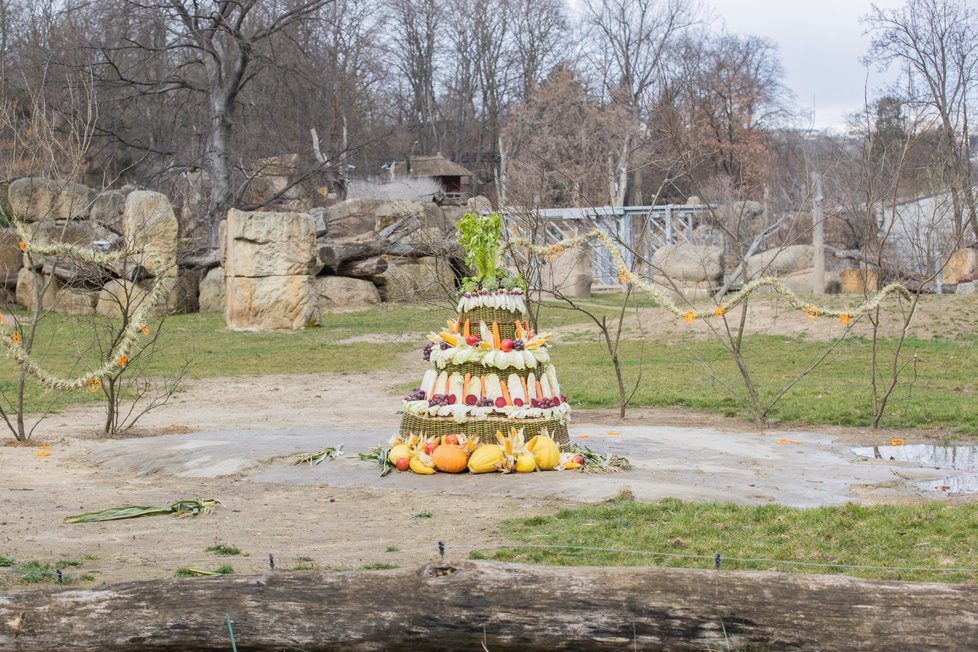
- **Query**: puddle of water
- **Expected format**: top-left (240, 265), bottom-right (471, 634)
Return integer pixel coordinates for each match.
top-left (851, 444), bottom-right (978, 494)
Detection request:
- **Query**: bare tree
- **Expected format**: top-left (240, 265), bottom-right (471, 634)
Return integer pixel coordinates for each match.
top-left (389, 0), bottom-right (442, 154)
top-left (865, 0), bottom-right (978, 244)
top-left (92, 0), bottom-right (334, 240)
top-left (581, 0), bottom-right (705, 206)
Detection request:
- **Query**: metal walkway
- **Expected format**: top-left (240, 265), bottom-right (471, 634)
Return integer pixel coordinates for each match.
top-left (503, 204), bottom-right (713, 286)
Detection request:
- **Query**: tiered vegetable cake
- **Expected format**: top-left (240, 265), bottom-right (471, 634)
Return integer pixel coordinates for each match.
top-left (398, 213), bottom-right (571, 449)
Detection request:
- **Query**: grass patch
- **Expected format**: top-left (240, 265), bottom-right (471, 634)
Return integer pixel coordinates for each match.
top-left (360, 562), bottom-right (399, 571)
top-left (490, 497), bottom-right (978, 583)
top-left (205, 544), bottom-right (242, 556)
top-left (554, 334), bottom-right (978, 433)
top-left (385, 546), bottom-right (400, 553)
top-left (413, 511), bottom-right (432, 519)
top-left (0, 556), bottom-right (14, 567)
top-left (174, 564), bottom-right (234, 578)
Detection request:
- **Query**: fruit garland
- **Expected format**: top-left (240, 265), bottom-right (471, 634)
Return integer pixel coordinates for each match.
top-left (0, 223), bottom-right (166, 392)
top-left (504, 228), bottom-right (912, 325)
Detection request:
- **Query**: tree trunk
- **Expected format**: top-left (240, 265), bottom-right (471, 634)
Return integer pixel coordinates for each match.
top-left (1, 561), bottom-right (975, 651)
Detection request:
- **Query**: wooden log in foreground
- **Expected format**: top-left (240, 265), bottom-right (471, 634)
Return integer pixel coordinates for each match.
top-left (1, 561), bottom-right (975, 651)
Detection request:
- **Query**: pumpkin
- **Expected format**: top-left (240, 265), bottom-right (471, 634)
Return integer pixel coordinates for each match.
top-left (432, 444), bottom-right (468, 473)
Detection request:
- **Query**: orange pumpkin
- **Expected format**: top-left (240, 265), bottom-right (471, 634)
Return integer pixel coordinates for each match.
top-left (431, 444), bottom-right (468, 473)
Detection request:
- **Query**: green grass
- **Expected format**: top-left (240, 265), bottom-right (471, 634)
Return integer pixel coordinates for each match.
top-left (360, 562), bottom-right (399, 571)
top-left (0, 556), bottom-right (14, 567)
top-left (553, 334), bottom-right (978, 433)
top-left (174, 564), bottom-right (234, 578)
top-left (205, 543), bottom-right (242, 556)
top-left (5, 300), bottom-right (978, 433)
top-left (485, 497), bottom-right (978, 583)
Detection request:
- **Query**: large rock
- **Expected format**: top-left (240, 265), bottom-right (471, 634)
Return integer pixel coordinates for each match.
top-left (124, 191), bottom-right (179, 277)
top-left (198, 267), bottom-right (226, 313)
top-left (225, 275), bottom-right (319, 330)
top-left (16, 268), bottom-right (58, 311)
top-left (652, 276), bottom-right (713, 302)
top-left (7, 177), bottom-right (93, 222)
top-left (745, 245), bottom-right (814, 279)
top-left (373, 200), bottom-right (428, 231)
top-left (839, 268), bottom-right (879, 294)
top-left (316, 275), bottom-right (381, 310)
top-left (542, 248), bottom-right (592, 298)
top-left (90, 190), bottom-right (127, 234)
top-left (775, 269), bottom-right (840, 295)
top-left (649, 243), bottom-right (723, 283)
top-left (96, 279), bottom-right (150, 319)
top-left (0, 230), bottom-right (21, 288)
top-left (322, 198), bottom-right (385, 239)
top-left (146, 274), bottom-right (199, 315)
top-left (54, 286), bottom-right (98, 315)
top-left (381, 256), bottom-right (455, 301)
top-left (942, 248), bottom-right (977, 284)
top-left (224, 209), bottom-right (321, 277)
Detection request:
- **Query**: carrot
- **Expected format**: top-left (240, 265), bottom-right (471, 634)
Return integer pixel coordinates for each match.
top-left (492, 321), bottom-right (501, 349)
top-left (514, 320), bottom-right (524, 339)
top-left (453, 318), bottom-right (461, 334)
top-left (500, 380), bottom-right (513, 406)
top-left (463, 372), bottom-right (471, 398)
top-left (480, 376), bottom-right (487, 397)
top-left (463, 319), bottom-right (470, 338)
top-left (520, 375), bottom-right (529, 399)
top-left (535, 379), bottom-right (544, 399)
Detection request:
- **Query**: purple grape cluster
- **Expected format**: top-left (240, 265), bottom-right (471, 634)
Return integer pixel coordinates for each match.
top-left (422, 341), bottom-right (433, 361)
top-left (428, 393), bottom-right (457, 407)
top-left (404, 387), bottom-right (426, 401)
top-left (513, 339), bottom-right (525, 351)
top-left (439, 341), bottom-right (451, 350)
top-left (477, 397), bottom-right (494, 407)
top-left (531, 395), bottom-right (566, 409)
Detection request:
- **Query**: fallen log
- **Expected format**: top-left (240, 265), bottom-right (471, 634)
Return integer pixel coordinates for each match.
top-left (318, 215), bottom-right (424, 268)
top-left (1, 561), bottom-right (974, 651)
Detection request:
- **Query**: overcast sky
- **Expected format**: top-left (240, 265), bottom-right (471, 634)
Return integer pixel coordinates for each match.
top-left (712, 0), bottom-right (910, 131)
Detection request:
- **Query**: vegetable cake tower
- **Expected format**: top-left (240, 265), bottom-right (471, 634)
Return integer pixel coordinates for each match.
top-left (399, 213), bottom-right (570, 448)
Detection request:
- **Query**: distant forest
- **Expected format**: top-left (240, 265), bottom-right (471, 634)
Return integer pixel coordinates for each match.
top-left (1, 0), bottom-right (976, 248)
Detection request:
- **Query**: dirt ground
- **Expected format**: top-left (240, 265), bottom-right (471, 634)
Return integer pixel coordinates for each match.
top-left (1, 294), bottom-right (973, 592)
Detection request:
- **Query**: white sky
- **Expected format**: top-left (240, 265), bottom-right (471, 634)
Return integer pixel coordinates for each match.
top-left (713, 0), bottom-right (910, 131)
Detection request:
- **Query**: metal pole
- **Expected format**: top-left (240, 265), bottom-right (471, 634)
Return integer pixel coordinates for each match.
top-left (812, 172), bottom-right (825, 294)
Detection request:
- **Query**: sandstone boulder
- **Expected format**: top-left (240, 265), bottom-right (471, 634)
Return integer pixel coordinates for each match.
top-left (16, 269), bottom-right (58, 311)
top-left (225, 275), bottom-right (319, 330)
top-left (839, 268), bottom-right (879, 294)
top-left (381, 256), bottom-right (454, 301)
top-left (956, 281), bottom-right (976, 295)
top-left (650, 243), bottom-right (723, 283)
top-left (323, 198), bottom-right (385, 239)
top-left (316, 276), bottom-right (381, 311)
top-left (224, 209), bottom-right (321, 277)
top-left (652, 275), bottom-right (713, 303)
top-left (543, 248), bottom-right (592, 298)
top-left (373, 200), bottom-right (427, 231)
top-left (8, 177), bottom-right (93, 222)
top-left (942, 248), bottom-right (977, 284)
top-left (96, 279), bottom-right (150, 319)
top-left (124, 191), bottom-right (179, 277)
top-left (198, 267), bottom-right (226, 313)
top-left (0, 230), bottom-right (21, 288)
top-left (90, 190), bottom-right (127, 234)
top-left (745, 245), bottom-right (814, 279)
top-left (54, 286), bottom-right (98, 315)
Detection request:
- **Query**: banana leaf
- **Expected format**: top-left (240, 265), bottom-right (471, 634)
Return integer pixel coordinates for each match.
top-left (65, 498), bottom-right (220, 523)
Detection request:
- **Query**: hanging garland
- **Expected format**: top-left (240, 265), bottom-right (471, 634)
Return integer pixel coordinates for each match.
top-left (503, 228), bottom-right (912, 325)
top-left (0, 221), bottom-right (167, 392)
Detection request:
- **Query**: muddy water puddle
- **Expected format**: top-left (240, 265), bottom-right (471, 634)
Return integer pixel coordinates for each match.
top-left (851, 444), bottom-right (978, 494)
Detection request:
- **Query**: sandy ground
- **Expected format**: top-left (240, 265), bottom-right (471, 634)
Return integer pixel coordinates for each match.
top-left (1, 294), bottom-right (975, 592)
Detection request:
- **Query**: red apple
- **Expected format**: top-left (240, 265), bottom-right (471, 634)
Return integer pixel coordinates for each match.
top-left (465, 394), bottom-right (478, 406)
top-left (395, 457), bottom-right (410, 471)
top-left (465, 334), bottom-right (479, 346)
top-left (572, 454), bottom-right (585, 465)
top-left (500, 338), bottom-right (514, 352)
top-left (447, 394), bottom-right (457, 405)
top-left (494, 396), bottom-right (506, 408)
top-left (424, 441), bottom-right (438, 455)
top-left (513, 398), bottom-right (524, 407)
top-left (444, 434), bottom-right (459, 445)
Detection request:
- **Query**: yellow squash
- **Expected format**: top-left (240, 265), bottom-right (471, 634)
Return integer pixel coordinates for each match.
top-left (526, 434), bottom-right (560, 470)
top-left (468, 444), bottom-right (505, 474)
